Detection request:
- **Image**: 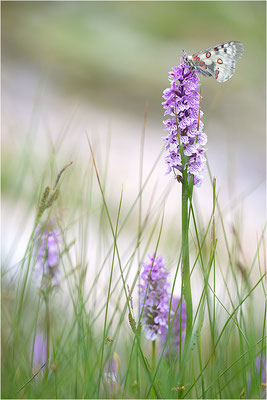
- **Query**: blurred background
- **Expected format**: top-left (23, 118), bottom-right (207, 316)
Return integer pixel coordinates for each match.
top-left (1, 5), bottom-right (266, 398)
top-left (2, 1), bottom-right (266, 302)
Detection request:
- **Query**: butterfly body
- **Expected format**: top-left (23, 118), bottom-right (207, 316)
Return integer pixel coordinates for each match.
top-left (185, 41), bottom-right (244, 82)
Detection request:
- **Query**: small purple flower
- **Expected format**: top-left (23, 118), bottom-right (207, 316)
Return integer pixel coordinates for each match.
top-left (32, 333), bottom-right (47, 367)
top-left (139, 254), bottom-right (170, 341)
top-left (103, 353), bottom-right (121, 395)
top-left (162, 54), bottom-right (207, 186)
top-left (248, 355), bottom-right (266, 397)
top-left (160, 297), bottom-right (186, 359)
top-left (105, 354), bottom-right (119, 382)
top-left (35, 222), bottom-right (61, 290)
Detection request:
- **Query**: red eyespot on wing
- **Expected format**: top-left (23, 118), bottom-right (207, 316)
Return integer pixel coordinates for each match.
top-left (200, 60), bottom-right (207, 69)
top-left (217, 58), bottom-right (223, 64)
top-left (206, 52), bottom-right (211, 58)
top-left (193, 56), bottom-right (200, 61)
top-left (215, 70), bottom-right (219, 79)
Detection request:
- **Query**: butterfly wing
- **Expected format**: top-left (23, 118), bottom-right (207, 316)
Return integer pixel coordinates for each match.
top-left (190, 41), bottom-right (244, 82)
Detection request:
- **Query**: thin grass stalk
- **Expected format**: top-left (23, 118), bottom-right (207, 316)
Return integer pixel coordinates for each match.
top-left (184, 274), bottom-right (265, 397)
top-left (137, 103), bottom-right (148, 397)
top-left (15, 222), bottom-right (39, 323)
top-left (88, 138), bottom-right (161, 398)
top-left (85, 148), bottom-right (164, 307)
top-left (45, 297), bottom-right (50, 377)
top-left (212, 178), bottom-right (216, 342)
top-left (96, 188), bottom-right (123, 397)
top-left (168, 252), bottom-right (182, 364)
top-left (51, 338), bottom-right (58, 399)
top-left (90, 214), bottom-right (163, 391)
top-left (203, 337), bottom-right (266, 397)
top-left (91, 209), bottom-right (162, 328)
top-left (197, 335), bottom-right (205, 398)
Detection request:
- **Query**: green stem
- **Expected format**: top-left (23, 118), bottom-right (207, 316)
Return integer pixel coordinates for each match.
top-left (181, 181), bottom-right (193, 346)
top-left (174, 94), bottom-right (193, 348)
top-left (152, 340), bottom-right (156, 370)
top-left (45, 297), bottom-right (50, 377)
top-left (152, 340), bottom-right (156, 399)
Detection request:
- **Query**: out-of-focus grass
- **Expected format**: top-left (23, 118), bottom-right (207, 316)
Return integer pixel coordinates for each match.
top-left (1, 120), bottom-right (266, 398)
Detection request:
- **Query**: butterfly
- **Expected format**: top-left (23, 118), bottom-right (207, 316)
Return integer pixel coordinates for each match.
top-left (185, 41), bottom-right (244, 82)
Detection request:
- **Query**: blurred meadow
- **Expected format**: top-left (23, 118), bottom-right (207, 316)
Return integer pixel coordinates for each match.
top-left (1, 1), bottom-right (266, 399)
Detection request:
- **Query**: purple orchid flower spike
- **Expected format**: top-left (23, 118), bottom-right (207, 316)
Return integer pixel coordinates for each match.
top-left (34, 220), bottom-right (61, 291)
top-left (162, 53), bottom-right (207, 186)
top-left (139, 254), bottom-right (170, 341)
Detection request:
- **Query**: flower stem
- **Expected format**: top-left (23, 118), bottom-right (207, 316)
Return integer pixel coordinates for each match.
top-left (152, 340), bottom-right (156, 399)
top-left (45, 297), bottom-right (50, 377)
top-left (181, 180), bottom-right (193, 346)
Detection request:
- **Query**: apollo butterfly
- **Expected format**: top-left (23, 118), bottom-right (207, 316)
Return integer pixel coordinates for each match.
top-left (185, 41), bottom-right (244, 82)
